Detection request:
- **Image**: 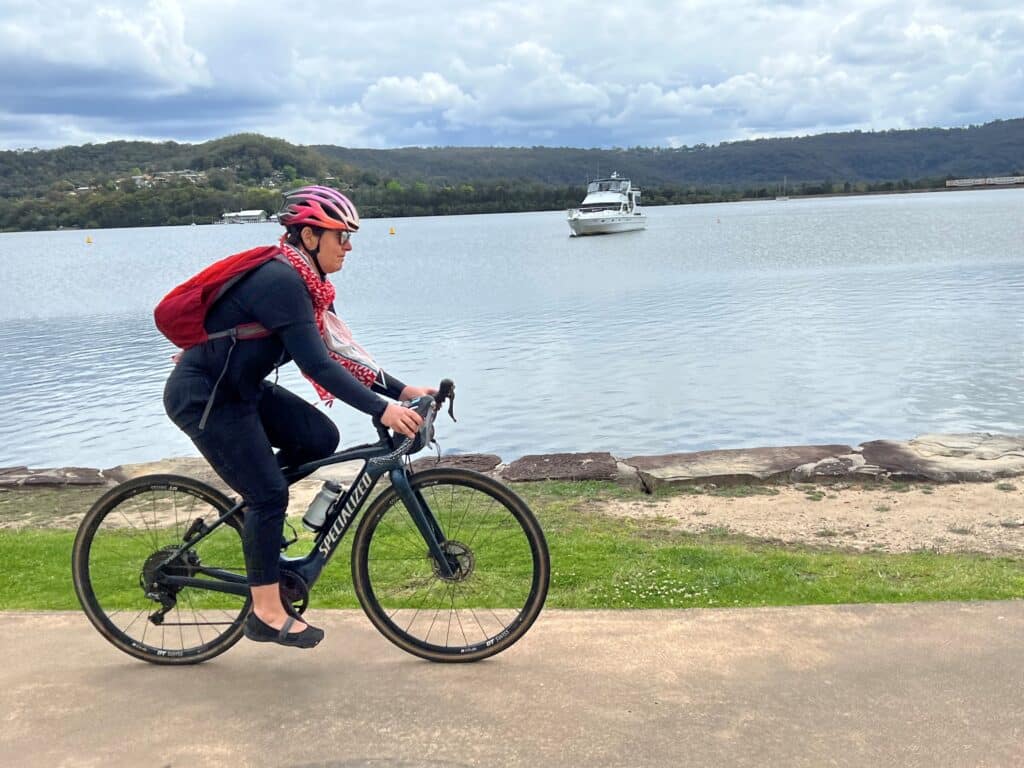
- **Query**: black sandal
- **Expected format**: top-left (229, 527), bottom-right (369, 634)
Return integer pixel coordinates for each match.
top-left (243, 612), bottom-right (324, 649)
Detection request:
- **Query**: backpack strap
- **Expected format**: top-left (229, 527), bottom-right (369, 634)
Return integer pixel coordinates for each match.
top-left (206, 321), bottom-right (270, 342)
top-left (198, 332), bottom-right (239, 430)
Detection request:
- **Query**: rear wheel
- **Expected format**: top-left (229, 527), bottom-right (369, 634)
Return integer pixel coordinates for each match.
top-left (72, 475), bottom-right (250, 665)
top-left (352, 468), bottom-right (549, 662)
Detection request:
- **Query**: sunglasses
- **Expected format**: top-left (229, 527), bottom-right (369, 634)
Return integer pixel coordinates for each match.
top-left (335, 230), bottom-right (352, 245)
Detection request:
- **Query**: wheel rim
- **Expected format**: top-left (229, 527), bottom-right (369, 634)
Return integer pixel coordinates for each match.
top-left (79, 483), bottom-right (249, 659)
top-left (362, 479), bottom-right (543, 654)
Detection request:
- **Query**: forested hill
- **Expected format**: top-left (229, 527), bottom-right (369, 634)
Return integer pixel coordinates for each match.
top-left (313, 118), bottom-right (1024, 186)
top-left (1, 119), bottom-right (1021, 231)
top-left (2, 119), bottom-right (1021, 198)
top-left (0, 134), bottom-right (335, 199)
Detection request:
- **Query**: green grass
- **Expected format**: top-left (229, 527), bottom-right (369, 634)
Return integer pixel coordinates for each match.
top-left (3, 480), bottom-right (1022, 611)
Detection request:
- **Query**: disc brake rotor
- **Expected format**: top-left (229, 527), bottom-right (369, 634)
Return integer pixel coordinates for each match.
top-left (430, 540), bottom-right (475, 582)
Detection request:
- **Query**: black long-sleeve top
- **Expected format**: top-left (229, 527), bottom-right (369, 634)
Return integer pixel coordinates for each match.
top-left (176, 258), bottom-right (404, 416)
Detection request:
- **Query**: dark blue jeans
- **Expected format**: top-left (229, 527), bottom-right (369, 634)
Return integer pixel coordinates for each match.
top-left (164, 371), bottom-right (339, 586)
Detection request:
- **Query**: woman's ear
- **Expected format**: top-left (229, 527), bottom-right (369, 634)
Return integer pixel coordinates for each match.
top-left (301, 226), bottom-right (319, 251)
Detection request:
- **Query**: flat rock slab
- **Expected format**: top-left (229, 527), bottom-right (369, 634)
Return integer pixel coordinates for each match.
top-left (860, 433), bottom-right (1024, 482)
top-left (0, 467), bottom-right (107, 487)
top-left (791, 453), bottom-right (869, 481)
top-left (105, 457), bottom-right (231, 492)
top-left (624, 445), bottom-right (853, 487)
top-left (503, 452), bottom-right (620, 482)
top-left (411, 453), bottom-right (502, 474)
top-left (107, 457), bottom-right (365, 500)
top-left (9, 433), bottom-right (1024, 495)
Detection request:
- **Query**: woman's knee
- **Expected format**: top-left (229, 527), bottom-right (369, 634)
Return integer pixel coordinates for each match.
top-left (309, 417), bottom-right (340, 458)
top-left (259, 384), bottom-right (339, 461)
top-left (244, 482), bottom-right (290, 521)
top-left (293, 409), bottom-right (339, 461)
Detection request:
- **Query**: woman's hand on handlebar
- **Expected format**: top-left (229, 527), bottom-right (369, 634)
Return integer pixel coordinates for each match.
top-left (399, 385), bottom-right (438, 400)
top-left (381, 403), bottom-right (423, 438)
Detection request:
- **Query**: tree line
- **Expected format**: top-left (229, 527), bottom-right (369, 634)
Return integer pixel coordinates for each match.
top-left (0, 174), bottom-right (965, 232)
top-left (314, 118), bottom-right (1024, 186)
top-left (0, 120), bottom-right (1021, 231)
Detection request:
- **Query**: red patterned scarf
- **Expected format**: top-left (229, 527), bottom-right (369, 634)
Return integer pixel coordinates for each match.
top-left (279, 241), bottom-right (378, 404)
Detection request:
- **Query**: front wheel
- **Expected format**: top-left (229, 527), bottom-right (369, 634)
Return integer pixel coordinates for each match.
top-left (352, 468), bottom-right (549, 662)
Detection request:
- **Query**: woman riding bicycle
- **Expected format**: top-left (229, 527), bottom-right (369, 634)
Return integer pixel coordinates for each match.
top-left (163, 186), bottom-right (435, 649)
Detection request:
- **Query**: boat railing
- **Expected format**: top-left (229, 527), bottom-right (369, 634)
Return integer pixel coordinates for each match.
top-left (578, 204), bottom-right (625, 213)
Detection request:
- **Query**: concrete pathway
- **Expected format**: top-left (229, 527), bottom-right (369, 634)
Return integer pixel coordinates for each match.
top-left (3, 603), bottom-right (1023, 767)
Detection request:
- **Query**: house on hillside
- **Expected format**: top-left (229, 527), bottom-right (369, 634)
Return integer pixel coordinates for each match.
top-left (946, 176), bottom-right (1024, 188)
top-left (221, 210), bottom-right (269, 224)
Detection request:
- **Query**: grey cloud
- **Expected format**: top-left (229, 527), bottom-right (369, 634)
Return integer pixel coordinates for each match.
top-left (1, 0), bottom-right (209, 90)
top-left (0, 0), bottom-right (1022, 150)
top-left (0, 55), bottom-right (279, 140)
top-left (0, 62), bottom-right (158, 114)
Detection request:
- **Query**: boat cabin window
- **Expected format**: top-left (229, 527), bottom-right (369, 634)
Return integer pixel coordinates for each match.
top-left (587, 180), bottom-right (629, 193)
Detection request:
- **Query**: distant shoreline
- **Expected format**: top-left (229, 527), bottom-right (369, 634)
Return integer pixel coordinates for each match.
top-left (772, 182), bottom-right (1024, 203)
top-left (2, 183), bottom-right (1021, 235)
top-left (5, 121), bottom-right (1021, 233)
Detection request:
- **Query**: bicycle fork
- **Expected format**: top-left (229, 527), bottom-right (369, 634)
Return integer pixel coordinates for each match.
top-left (389, 468), bottom-right (457, 579)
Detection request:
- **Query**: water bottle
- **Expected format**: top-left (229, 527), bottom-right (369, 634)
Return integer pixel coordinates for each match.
top-left (302, 481), bottom-right (343, 532)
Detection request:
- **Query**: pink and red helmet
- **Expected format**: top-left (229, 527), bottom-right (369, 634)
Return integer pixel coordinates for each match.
top-left (278, 185), bottom-right (360, 232)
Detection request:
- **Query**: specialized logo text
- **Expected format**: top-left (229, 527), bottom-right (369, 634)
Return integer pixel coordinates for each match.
top-left (317, 472), bottom-right (373, 557)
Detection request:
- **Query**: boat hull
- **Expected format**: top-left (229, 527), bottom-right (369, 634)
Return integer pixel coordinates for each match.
top-left (567, 213), bottom-right (647, 236)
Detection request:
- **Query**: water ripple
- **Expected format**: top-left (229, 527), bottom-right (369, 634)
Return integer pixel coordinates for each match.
top-left (2, 191), bottom-right (1024, 466)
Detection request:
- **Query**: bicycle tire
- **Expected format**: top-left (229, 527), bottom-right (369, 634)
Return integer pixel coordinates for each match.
top-left (72, 474), bottom-right (250, 665)
top-left (351, 467), bottom-right (549, 662)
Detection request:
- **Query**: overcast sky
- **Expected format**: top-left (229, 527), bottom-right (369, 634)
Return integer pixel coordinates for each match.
top-left (1, 0), bottom-right (1021, 150)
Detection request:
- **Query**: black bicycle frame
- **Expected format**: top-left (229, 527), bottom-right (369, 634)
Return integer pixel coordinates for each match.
top-left (159, 402), bottom-right (454, 597)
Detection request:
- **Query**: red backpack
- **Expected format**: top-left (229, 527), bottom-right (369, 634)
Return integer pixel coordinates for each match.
top-left (154, 246), bottom-right (286, 348)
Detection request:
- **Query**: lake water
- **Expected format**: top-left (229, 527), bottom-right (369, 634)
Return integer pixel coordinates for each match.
top-left (1, 189), bottom-right (1022, 469)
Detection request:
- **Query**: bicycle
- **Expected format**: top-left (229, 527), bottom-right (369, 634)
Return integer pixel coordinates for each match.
top-left (72, 380), bottom-right (550, 665)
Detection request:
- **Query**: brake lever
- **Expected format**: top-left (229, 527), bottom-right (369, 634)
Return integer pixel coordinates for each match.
top-left (436, 378), bottom-right (456, 422)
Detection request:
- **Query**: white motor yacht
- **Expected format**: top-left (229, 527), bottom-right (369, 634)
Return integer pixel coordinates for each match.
top-left (567, 172), bottom-right (647, 236)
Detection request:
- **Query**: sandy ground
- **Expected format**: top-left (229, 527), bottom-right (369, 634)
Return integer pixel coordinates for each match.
top-left (601, 480), bottom-right (1024, 556)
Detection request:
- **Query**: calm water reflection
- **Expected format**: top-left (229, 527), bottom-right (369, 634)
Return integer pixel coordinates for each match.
top-left (1, 189), bottom-right (1022, 467)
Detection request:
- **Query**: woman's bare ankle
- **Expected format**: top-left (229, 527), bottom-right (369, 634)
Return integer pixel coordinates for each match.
top-left (253, 608), bottom-right (307, 631)
top-left (250, 583), bottom-right (307, 630)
